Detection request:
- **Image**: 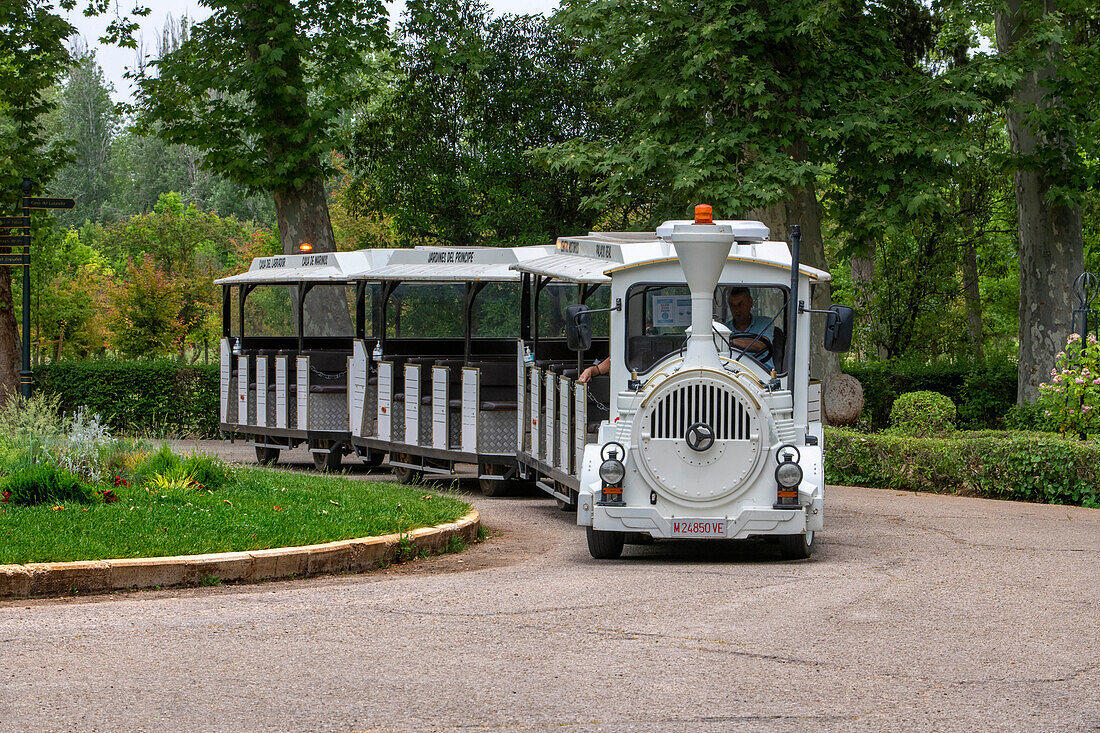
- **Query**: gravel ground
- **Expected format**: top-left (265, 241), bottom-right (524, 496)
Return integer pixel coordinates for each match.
top-left (1, 440), bottom-right (1097, 732)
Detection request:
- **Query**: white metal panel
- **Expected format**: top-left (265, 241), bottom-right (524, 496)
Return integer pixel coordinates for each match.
top-left (575, 382), bottom-right (587, 471)
top-left (531, 367), bottom-right (542, 461)
top-left (378, 361), bottom-right (392, 440)
top-left (237, 356), bottom-right (248, 427)
top-left (296, 356), bottom-right (308, 431)
top-left (559, 376), bottom-right (571, 474)
top-left (462, 367), bottom-right (478, 453)
top-left (349, 340), bottom-right (367, 436)
top-left (254, 356), bottom-right (267, 428)
top-left (432, 366), bottom-right (448, 449)
top-left (545, 371), bottom-right (556, 468)
top-left (220, 339), bottom-right (230, 424)
top-left (808, 381), bottom-right (822, 424)
top-left (275, 356), bottom-right (288, 428)
top-left (405, 364), bottom-right (420, 445)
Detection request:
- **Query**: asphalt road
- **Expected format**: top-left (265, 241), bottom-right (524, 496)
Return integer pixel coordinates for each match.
top-left (1, 441), bottom-right (1097, 732)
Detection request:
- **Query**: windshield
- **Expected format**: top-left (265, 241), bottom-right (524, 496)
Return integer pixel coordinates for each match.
top-left (625, 283), bottom-right (788, 373)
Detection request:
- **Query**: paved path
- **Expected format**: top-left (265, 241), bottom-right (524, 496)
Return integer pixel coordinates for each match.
top-left (1, 441), bottom-right (1097, 732)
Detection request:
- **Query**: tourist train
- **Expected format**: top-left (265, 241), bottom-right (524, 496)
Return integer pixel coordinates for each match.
top-left (216, 206), bottom-right (853, 559)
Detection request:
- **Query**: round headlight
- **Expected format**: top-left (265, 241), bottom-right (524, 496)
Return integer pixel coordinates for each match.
top-left (599, 458), bottom-right (626, 485)
top-left (775, 460), bottom-right (803, 489)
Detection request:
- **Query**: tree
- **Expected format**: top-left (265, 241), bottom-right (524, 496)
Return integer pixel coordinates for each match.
top-left (109, 253), bottom-right (185, 358)
top-left (995, 0), bottom-right (1098, 403)
top-left (0, 0), bottom-right (74, 401)
top-left (46, 40), bottom-right (118, 229)
top-left (131, 0), bottom-right (388, 256)
top-left (350, 1), bottom-right (610, 246)
top-left (547, 0), bottom-right (941, 380)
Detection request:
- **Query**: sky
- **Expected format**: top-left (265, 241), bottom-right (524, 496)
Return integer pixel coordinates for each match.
top-left (64, 0), bottom-right (560, 104)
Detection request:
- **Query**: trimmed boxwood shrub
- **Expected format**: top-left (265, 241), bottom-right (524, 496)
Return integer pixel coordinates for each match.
top-left (825, 427), bottom-right (1100, 507)
top-left (845, 358), bottom-right (1017, 430)
top-left (34, 360), bottom-right (219, 437)
top-left (890, 391), bottom-right (956, 436)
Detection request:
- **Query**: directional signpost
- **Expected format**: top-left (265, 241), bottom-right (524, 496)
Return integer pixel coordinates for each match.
top-left (22, 197), bottom-right (75, 210)
top-left (4, 185), bottom-right (75, 397)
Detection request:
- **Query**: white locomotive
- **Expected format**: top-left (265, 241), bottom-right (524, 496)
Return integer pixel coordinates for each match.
top-left (217, 205), bottom-right (852, 559)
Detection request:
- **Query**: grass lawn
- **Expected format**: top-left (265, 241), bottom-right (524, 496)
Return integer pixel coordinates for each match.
top-left (0, 468), bottom-right (471, 564)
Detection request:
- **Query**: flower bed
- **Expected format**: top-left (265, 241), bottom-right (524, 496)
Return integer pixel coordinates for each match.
top-left (0, 397), bottom-right (470, 564)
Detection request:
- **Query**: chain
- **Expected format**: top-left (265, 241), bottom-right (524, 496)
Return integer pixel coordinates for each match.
top-left (310, 365), bottom-right (347, 380)
top-left (588, 391), bottom-right (609, 413)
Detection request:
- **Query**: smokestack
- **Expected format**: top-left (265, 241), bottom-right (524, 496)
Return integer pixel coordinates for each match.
top-left (670, 205), bottom-right (736, 369)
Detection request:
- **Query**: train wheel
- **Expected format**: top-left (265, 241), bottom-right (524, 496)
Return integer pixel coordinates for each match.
top-left (255, 446), bottom-right (280, 466)
top-left (311, 441), bottom-right (342, 472)
top-left (392, 454), bottom-right (423, 484)
top-left (478, 465), bottom-right (512, 497)
top-left (586, 526), bottom-right (625, 559)
top-left (555, 496), bottom-right (576, 512)
top-left (358, 448), bottom-right (386, 468)
top-left (777, 531), bottom-right (814, 560)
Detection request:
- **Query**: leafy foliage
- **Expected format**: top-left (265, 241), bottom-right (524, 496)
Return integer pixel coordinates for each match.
top-left (34, 360), bottom-right (220, 437)
top-left (350, 1), bottom-right (610, 245)
top-left (889, 391), bottom-right (957, 436)
top-left (133, 0), bottom-right (388, 194)
top-left (825, 427), bottom-right (1100, 507)
top-left (546, 0), bottom-right (942, 224)
top-left (846, 358), bottom-right (1018, 430)
top-left (2, 463), bottom-right (95, 506)
top-left (109, 254), bottom-right (186, 357)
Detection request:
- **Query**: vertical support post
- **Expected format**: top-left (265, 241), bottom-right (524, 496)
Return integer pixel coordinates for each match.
top-left (787, 224), bottom-right (801, 393)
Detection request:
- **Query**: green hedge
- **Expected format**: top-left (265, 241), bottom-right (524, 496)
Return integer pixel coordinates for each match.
top-left (34, 360), bottom-right (220, 438)
top-left (845, 359), bottom-right (1017, 430)
top-left (825, 427), bottom-right (1100, 507)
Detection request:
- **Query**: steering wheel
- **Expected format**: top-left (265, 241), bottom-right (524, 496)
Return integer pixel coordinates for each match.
top-left (728, 331), bottom-right (773, 364)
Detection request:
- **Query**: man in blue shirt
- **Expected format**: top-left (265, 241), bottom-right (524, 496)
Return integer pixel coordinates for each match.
top-left (724, 287), bottom-right (774, 369)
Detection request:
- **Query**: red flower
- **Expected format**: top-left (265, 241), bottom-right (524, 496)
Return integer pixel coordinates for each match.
top-left (101, 489), bottom-right (118, 504)
top-left (1, 491), bottom-right (9, 503)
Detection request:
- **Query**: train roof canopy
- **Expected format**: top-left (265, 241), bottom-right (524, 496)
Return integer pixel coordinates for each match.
top-left (358, 245), bottom-right (554, 282)
top-left (511, 222), bottom-right (829, 283)
top-left (214, 250), bottom-right (394, 285)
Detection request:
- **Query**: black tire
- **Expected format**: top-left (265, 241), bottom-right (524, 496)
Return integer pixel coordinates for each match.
top-left (358, 448), bottom-right (386, 468)
top-left (586, 526), bottom-right (625, 559)
top-left (254, 446), bottom-right (279, 466)
top-left (777, 531), bottom-right (814, 560)
top-left (311, 441), bottom-right (342, 472)
top-left (391, 454), bottom-right (423, 485)
top-left (478, 464), bottom-right (512, 497)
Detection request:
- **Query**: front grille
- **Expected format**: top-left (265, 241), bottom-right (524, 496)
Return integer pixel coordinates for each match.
top-left (648, 383), bottom-right (752, 440)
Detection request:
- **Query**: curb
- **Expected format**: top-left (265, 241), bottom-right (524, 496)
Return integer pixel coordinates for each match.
top-left (0, 509), bottom-right (480, 600)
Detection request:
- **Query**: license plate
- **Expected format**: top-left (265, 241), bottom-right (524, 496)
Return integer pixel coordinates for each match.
top-left (670, 519), bottom-right (726, 538)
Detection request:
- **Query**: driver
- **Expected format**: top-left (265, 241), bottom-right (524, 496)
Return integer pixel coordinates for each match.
top-left (724, 286), bottom-right (774, 369)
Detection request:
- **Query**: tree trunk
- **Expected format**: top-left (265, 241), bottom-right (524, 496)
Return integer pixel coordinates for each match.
top-left (750, 179), bottom-right (840, 385)
top-left (274, 176), bottom-right (338, 255)
top-left (996, 0), bottom-right (1085, 404)
top-left (849, 249), bottom-right (879, 360)
top-left (273, 176), bottom-right (350, 336)
top-left (961, 241), bottom-right (984, 360)
top-left (0, 269), bottom-right (21, 403)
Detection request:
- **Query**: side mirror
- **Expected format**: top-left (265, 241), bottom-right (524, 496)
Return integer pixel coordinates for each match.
top-left (824, 305), bottom-right (855, 353)
top-left (565, 304), bottom-right (592, 351)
